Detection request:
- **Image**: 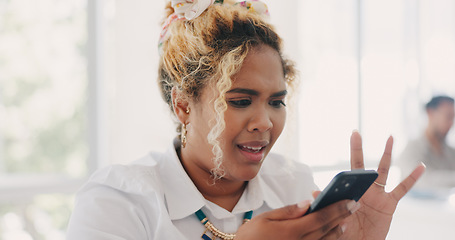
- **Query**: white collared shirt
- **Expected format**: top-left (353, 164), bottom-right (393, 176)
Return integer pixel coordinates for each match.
top-left (66, 140), bottom-right (317, 240)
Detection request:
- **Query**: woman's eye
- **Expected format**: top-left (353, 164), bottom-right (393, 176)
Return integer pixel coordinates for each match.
top-left (270, 100), bottom-right (286, 108)
top-left (228, 99), bottom-right (252, 108)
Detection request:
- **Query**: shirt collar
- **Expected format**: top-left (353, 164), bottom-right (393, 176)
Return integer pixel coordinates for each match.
top-left (161, 138), bottom-right (285, 220)
top-left (161, 139), bottom-right (206, 220)
top-left (242, 172), bottom-right (285, 211)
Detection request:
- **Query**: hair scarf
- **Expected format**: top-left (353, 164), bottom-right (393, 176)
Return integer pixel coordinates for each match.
top-left (158, 0), bottom-right (269, 54)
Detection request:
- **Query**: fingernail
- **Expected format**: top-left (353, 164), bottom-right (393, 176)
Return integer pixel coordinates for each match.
top-left (341, 223), bottom-right (347, 233)
top-left (347, 200), bottom-right (356, 209)
top-left (351, 203), bottom-right (361, 213)
top-left (420, 162), bottom-right (427, 168)
top-left (297, 200), bottom-right (311, 209)
top-left (352, 129), bottom-right (359, 133)
top-left (347, 200), bottom-right (361, 213)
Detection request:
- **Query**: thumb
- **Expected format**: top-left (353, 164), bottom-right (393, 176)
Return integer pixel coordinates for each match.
top-left (263, 200), bottom-right (311, 221)
top-left (312, 190), bottom-right (321, 199)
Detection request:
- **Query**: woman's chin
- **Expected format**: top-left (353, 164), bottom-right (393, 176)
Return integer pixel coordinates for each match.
top-left (224, 168), bottom-right (261, 182)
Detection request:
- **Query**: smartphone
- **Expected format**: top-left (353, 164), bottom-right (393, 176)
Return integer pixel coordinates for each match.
top-left (305, 169), bottom-right (378, 215)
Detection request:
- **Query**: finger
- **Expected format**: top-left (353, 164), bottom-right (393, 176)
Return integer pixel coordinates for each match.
top-left (374, 135), bottom-right (393, 186)
top-left (321, 225), bottom-right (345, 240)
top-left (263, 200), bottom-right (311, 221)
top-left (293, 200), bottom-right (360, 233)
top-left (390, 163), bottom-right (426, 200)
top-left (350, 130), bottom-right (365, 169)
top-left (312, 190), bottom-right (321, 199)
top-left (300, 203), bottom-right (354, 240)
top-left (302, 220), bottom-right (344, 240)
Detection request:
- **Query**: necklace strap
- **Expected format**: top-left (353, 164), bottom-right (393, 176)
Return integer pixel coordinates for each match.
top-left (195, 209), bottom-right (253, 240)
top-left (195, 209), bottom-right (253, 222)
top-left (243, 210), bottom-right (253, 220)
top-left (195, 209), bottom-right (209, 224)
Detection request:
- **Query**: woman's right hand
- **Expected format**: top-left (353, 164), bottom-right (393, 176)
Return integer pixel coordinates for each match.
top-left (235, 199), bottom-right (360, 240)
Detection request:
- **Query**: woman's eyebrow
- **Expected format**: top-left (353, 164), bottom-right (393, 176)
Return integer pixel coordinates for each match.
top-left (227, 88), bottom-right (259, 96)
top-left (271, 90), bottom-right (288, 98)
top-left (226, 88), bottom-right (288, 97)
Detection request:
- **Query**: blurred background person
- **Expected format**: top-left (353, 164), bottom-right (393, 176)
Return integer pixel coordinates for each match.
top-left (398, 95), bottom-right (455, 192)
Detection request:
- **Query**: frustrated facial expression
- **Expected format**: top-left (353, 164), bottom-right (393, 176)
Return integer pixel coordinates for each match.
top-left (183, 45), bottom-right (287, 182)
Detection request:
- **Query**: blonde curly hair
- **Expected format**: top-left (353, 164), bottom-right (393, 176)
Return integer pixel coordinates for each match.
top-left (158, 0), bottom-right (296, 179)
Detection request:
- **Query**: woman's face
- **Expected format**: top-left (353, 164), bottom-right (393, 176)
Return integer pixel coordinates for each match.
top-left (183, 45), bottom-right (287, 182)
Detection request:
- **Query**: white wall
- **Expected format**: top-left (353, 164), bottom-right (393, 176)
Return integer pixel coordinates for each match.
top-left (104, 0), bottom-right (173, 164)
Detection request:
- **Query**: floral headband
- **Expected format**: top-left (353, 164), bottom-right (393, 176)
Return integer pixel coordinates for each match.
top-left (158, 0), bottom-right (269, 54)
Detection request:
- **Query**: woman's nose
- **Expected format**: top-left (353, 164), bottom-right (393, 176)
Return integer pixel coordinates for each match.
top-left (247, 107), bottom-right (273, 132)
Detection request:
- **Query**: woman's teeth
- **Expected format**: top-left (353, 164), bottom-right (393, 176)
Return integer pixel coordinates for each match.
top-left (240, 145), bottom-right (263, 153)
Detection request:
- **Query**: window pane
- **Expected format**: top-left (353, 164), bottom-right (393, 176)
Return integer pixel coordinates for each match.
top-left (361, 0), bottom-right (408, 163)
top-left (419, 0), bottom-right (455, 146)
top-left (298, 0), bottom-right (359, 167)
top-left (0, 194), bottom-right (73, 240)
top-left (361, 0), bottom-right (455, 164)
top-left (0, 0), bottom-right (88, 177)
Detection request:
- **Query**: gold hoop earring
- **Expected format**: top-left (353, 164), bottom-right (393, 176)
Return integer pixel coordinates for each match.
top-left (181, 123), bottom-right (187, 148)
top-left (185, 108), bottom-right (190, 114)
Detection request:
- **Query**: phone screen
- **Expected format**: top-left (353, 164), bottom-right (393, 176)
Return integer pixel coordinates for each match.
top-left (306, 169), bottom-right (378, 215)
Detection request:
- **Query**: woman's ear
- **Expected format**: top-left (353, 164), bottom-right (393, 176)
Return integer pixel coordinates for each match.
top-left (171, 87), bottom-right (190, 124)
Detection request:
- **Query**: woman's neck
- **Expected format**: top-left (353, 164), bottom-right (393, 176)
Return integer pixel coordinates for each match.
top-left (178, 149), bottom-right (247, 212)
top-left (198, 179), bottom-right (248, 212)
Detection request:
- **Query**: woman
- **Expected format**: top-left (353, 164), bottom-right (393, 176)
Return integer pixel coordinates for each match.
top-left (66, 0), bottom-right (425, 239)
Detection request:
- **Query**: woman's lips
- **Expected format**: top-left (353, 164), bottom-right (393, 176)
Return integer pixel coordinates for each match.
top-left (239, 145), bottom-right (264, 153)
top-left (237, 142), bottom-right (268, 162)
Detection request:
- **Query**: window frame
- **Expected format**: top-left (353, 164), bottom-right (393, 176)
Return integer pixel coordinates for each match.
top-left (0, 0), bottom-right (104, 204)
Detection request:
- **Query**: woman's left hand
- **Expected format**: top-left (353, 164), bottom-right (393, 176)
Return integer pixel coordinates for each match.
top-left (340, 131), bottom-right (426, 240)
